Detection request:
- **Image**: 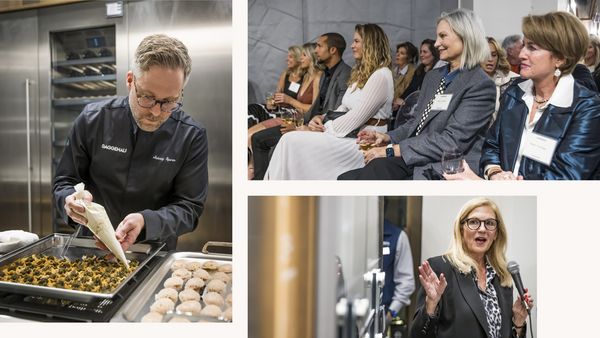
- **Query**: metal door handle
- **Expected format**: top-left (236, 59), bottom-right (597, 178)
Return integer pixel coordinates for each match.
top-left (25, 78), bottom-right (32, 233)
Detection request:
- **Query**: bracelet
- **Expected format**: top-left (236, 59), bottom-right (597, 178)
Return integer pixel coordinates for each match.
top-left (486, 168), bottom-right (503, 180)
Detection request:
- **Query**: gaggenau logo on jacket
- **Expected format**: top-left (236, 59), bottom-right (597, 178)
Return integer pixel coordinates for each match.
top-left (101, 143), bottom-right (127, 153)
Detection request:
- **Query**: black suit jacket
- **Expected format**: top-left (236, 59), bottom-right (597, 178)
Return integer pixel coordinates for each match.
top-left (410, 256), bottom-right (520, 338)
top-left (306, 60), bottom-right (351, 120)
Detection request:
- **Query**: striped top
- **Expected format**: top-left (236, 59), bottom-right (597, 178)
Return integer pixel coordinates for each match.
top-left (324, 67), bottom-right (393, 137)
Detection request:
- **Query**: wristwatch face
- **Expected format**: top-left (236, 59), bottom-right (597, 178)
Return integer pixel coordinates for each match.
top-left (386, 145), bottom-right (394, 158)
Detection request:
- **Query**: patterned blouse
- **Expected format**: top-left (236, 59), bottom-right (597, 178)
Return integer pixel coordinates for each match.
top-left (474, 262), bottom-right (502, 338)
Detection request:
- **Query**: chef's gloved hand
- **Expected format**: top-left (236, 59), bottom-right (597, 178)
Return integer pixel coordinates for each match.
top-left (115, 213), bottom-right (145, 251)
top-left (65, 190), bottom-right (93, 225)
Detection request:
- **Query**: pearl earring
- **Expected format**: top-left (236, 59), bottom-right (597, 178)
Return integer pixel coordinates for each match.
top-left (554, 68), bottom-right (561, 77)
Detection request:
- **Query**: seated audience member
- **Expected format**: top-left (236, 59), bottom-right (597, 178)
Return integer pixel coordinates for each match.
top-left (502, 34), bottom-right (523, 74)
top-left (448, 11), bottom-right (600, 181)
top-left (392, 42), bottom-right (419, 112)
top-left (264, 23), bottom-right (393, 180)
top-left (248, 43), bottom-right (323, 178)
top-left (481, 36), bottom-right (519, 121)
top-left (410, 197), bottom-right (533, 338)
top-left (401, 39), bottom-right (440, 102)
top-left (248, 45), bottom-right (303, 127)
top-left (339, 9), bottom-right (495, 180)
top-left (250, 32), bottom-right (351, 180)
top-left (583, 34), bottom-right (600, 72)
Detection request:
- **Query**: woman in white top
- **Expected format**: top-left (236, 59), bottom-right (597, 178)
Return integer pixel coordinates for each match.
top-left (583, 34), bottom-right (600, 72)
top-left (264, 23), bottom-right (393, 180)
top-left (481, 36), bottom-right (519, 121)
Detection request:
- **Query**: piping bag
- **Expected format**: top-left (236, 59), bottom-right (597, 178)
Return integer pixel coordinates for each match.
top-left (73, 183), bottom-right (129, 268)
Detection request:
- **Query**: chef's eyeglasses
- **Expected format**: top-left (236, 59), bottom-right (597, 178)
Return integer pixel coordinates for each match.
top-left (463, 218), bottom-right (498, 231)
top-left (133, 78), bottom-right (183, 112)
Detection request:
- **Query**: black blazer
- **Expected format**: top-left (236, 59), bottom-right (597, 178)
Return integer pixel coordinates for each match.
top-left (410, 256), bottom-right (520, 338)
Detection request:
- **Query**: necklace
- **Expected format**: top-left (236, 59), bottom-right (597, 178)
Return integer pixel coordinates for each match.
top-left (534, 97), bottom-right (549, 104)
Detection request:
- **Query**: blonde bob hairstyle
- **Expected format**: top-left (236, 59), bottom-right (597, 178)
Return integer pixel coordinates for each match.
top-left (587, 34), bottom-right (600, 68)
top-left (487, 36), bottom-right (511, 75)
top-left (444, 197), bottom-right (512, 287)
top-left (522, 11), bottom-right (589, 75)
top-left (348, 23), bottom-right (392, 90)
top-left (437, 9), bottom-right (489, 70)
top-left (133, 34), bottom-right (192, 85)
top-left (301, 42), bottom-right (323, 79)
top-left (286, 45), bottom-right (304, 75)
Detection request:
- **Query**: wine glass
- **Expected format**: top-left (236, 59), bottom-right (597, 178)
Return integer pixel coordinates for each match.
top-left (281, 109), bottom-right (294, 127)
top-left (265, 92), bottom-right (275, 109)
top-left (441, 150), bottom-right (464, 174)
top-left (275, 88), bottom-right (283, 115)
top-left (292, 108), bottom-right (304, 127)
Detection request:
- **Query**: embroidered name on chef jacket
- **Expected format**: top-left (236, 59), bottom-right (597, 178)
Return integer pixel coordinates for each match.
top-left (101, 143), bottom-right (127, 153)
top-left (152, 155), bottom-right (177, 162)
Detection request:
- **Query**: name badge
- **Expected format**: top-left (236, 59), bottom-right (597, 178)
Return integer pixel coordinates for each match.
top-left (430, 94), bottom-right (453, 110)
top-left (288, 82), bottom-right (300, 93)
top-left (383, 247), bottom-right (390, 255)
top-left (522, 131), bottom-right (558, 166)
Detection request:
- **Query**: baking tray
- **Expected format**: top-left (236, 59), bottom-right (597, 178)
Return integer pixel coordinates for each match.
top-left (118, 250), bottom-right (232, 322)
top-left (0, 234), bottom-right (164, 302)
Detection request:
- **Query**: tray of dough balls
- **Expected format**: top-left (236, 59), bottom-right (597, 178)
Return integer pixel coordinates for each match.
top-left (120, 251), bottom-right (232, 323)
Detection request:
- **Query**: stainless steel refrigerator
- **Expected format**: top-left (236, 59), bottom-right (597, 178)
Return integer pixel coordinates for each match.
top-left (0, 0), bottom-right (232, 250)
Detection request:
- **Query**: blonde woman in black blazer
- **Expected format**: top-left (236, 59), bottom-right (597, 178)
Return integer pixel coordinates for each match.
top-left (411, 198), bottom-right (533, 338)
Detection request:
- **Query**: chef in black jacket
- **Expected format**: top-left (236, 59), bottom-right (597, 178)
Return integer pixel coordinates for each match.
top-left (410, 198), bottom-right (533, 338)
top-left (53, 34), bottom-right (208, 251)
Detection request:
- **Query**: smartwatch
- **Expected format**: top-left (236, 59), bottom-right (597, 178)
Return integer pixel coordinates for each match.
top-left (386, 144), bottom-right (395, 158)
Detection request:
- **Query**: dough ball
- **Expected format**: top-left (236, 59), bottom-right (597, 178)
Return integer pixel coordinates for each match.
top-left (141, 311), bottom-right (163, 322)
top-left (150, 298), bottom-right (175, 314)
top-left (184, 261), bottom-right (203, 271)
top-left (206, 279), bottom-right (226, 293)
top-left (218, 263), bottom-right (232, 273)
top-left (202, 291), bottom-right (224, 307)
top-left (210, 271), bottom-right (231, 283)
top-left (192, 269), bottom-right (211, 280)
top-left (223, 307), bottom-right (232, 321)
top-left (185, 277), bottom-right (205, 292)
top-left (155, 287), bottom-right (178, 303)
top-left (200, 304), bottom-right (222, 318)
top-left (179, 288), bottom-right (201, 302)
top-left (202, 260), bottom-right (219, 271)
top-left (226, 293), bottom-right (232, 306)
top-left (176, 300), bottom-right (202, 316)
top-left (170, 260), bottom-right (187, 271)
top-left (172, 268), bottom-right (192, 282)
top-left (163, 276), bottom-right (184, 290)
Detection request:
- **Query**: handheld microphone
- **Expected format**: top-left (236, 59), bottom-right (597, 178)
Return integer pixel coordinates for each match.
top-left (507, 261), bottom-right (530, 314)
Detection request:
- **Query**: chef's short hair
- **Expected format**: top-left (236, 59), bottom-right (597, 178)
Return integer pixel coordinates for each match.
top-left (133, 34), bottom-right (192, 84)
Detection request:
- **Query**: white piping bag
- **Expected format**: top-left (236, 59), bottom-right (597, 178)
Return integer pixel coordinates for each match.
top-left (73, 183), bottom-right (129, 268)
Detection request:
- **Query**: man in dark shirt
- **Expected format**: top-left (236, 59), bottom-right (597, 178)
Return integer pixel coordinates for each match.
top-left (53, 34), bottom-right (208, 251)
top-left (250, 32), bottom-right (351, 179)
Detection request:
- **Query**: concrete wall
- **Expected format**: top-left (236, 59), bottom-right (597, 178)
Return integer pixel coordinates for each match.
top-left (248, 0), bottom-right (451, 104)
top-left (473, 0), bottom-right (563, 42)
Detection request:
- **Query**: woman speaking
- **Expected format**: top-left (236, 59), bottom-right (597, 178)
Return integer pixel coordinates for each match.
top-left (410, 198), bottom-right (533, 338)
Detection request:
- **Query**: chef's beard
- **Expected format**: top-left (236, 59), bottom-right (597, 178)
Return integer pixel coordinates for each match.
top-left (128, 95), bottom-right (168, 132)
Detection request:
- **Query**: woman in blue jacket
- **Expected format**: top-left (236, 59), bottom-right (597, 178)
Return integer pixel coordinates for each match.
top-left (447, 11), bottom-right (600, 181)
top-left (481, 11), bottom-right (600, 180)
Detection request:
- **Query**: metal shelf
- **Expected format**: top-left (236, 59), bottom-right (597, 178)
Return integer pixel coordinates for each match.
top-left (53, 56), bottom-right (116, 67)
top-left (52, 96), bottom-right (114, 107)
top-left (52, 74), bottom-right (116, 84)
